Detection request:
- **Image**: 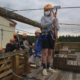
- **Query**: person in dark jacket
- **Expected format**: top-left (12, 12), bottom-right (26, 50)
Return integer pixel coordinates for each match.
top-left (20, 33), bottom-right (32, 56)
top-left (13, 32), bottom-right (21, 50)
top-left (0, 47), bottom-right (3, 67)
top-left (0, 47), bottom-right (3, 54)
top-left (5, 38), bottom-right (18, 52)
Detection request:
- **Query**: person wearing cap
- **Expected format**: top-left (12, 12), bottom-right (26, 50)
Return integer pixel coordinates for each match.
top-left (22, 30), bottom-right (42, 76)
top-left (41, 4), bottom-right (59, 75)
top-left (20, 33), bottom-right (32, 56)
top-left (13, 32), bottom-right (21, 50)
top-left (5, 38), bottom-right (18, 52)
top-left (0, 47), bottom-right (3, 54)
top-left (0, 47), bottom-right (4, 67)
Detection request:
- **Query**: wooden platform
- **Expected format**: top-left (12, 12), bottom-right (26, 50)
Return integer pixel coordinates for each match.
top-left (68, 54), bottom-right (77, 60)
top-left (20, 67), bottom-right (80, 80)
top-left (53, 53), bottom-right (80, 73)
top-left (20, 52), bottom-right (80, 80)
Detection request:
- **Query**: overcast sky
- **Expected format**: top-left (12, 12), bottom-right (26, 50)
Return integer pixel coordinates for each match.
top-left (0, 0), bottom-right (80, 36)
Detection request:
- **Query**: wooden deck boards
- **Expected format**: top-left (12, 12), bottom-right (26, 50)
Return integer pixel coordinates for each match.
top-left (20, 52), bottom-right (80, 80)
top-left (20, 68), bottom-right (80, 80)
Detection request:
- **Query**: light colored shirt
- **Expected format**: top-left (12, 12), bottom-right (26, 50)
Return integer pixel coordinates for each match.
top-left (41, 16), bottom-right (60, 33)
top-left (23, 40), bottom-right (30, 50)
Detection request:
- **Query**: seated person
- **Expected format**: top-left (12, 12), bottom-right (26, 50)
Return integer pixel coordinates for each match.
top-left (13, 32), bottom-right (21, 50)
top-left (20, 33), bottom-right (32, 56)
top-left (0, 47), bottom-right (3, 67)
top-left (5, 38), bottom-right (17, 52)
top-left (0, 47), bottom-right (3, 54)
top-left (22, 30), bottom-right (42, 76)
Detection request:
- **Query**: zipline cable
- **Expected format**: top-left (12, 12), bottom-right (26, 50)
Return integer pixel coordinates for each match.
top-left (4, 6), bottom-right (80, 12)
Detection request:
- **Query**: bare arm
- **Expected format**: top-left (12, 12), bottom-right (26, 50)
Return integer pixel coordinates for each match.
top-left (25, 42), bottom-right (35, 48)
top-left (28, 44), bottom-right (35, 48)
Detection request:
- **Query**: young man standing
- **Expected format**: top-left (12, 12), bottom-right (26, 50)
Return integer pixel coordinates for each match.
top-left (41, 4), bottom-right (59, 75)
top-left (22, 30), bottom-right (42, 76)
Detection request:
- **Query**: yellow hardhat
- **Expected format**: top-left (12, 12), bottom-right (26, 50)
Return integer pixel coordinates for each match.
top-left (13, 33), bottom-right (18, 36)
top-left (22, 33), bottom-right (27, 37)
top-left (35, 30), bottom-right (41, 34)
top-left (44, 4), bottom-right (53, 11)
top-left (10, 38), bottom-right (15, 41)
top-left (0, 47), bottom-right (3, 51)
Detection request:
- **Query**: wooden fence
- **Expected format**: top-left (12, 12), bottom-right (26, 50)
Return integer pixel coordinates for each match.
top-left (0, 42), bottom-right (80, 80)
top-left (0, 49), bottom-right (30, 80)
top-left (58, 42), bottom-right (80, 52)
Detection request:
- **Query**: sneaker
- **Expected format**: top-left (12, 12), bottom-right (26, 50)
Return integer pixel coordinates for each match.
top-left (42, 69), bottom-right (48, 76)
top-left (47, 67), bottom-right (58, 73)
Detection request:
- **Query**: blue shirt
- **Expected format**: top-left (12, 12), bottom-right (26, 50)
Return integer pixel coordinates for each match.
top-left (34, 39), bottom-right (42, 54)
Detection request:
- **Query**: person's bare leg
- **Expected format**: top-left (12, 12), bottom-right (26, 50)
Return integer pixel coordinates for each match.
top-left (47, 49), bottom-right (58, 73)
top-left (42, 49), bottom-right (48, 75)
top-left (26, 62), bottom-right (31, 75)
top-left (42, 49), bottom-right (48, 64)
top-left (47, 49), bottom-right (53, 69)
top-left (47, 49), bottom-right (53, 63)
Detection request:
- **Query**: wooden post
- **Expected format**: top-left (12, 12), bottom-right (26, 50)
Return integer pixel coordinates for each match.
top-left (24, 52), bottom-right (30, 74)
top-left (0, 7), bottom-right (41, 28)
top-left (12, 55), bottom-right (19, 80)
top-left (58, 43), bottom-right (61, 49)
top-left (53, 49), bottom-right (55, 57)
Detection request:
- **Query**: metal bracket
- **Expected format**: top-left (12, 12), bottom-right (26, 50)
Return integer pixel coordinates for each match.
top-left (53, 6), bottom-right (61, 9)
top-left (1, 29), bottom-right (3, 40)
top-left (3, 8), bottom-right (7, 16)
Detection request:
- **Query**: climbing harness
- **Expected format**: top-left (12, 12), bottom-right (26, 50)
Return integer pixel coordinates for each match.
top-left (33, 51), bottom-right (42, 58)
top-left (38, 31), bottom-right (55, 45)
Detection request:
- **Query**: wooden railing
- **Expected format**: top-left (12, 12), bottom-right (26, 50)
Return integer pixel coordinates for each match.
top-left (0, 49), bottom-right (30, 80)
top-left (58, 42), bottom-right (80, 52)
top-left (0, 42), bottom-right (80, 80)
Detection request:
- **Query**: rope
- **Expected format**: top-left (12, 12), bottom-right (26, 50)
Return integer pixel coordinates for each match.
top-left (0, 22), bottom-right (80, 34)
top-left (0, 23), bottom-right (34, 34)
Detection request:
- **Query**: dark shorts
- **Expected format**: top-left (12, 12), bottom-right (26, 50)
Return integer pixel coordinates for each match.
top-left (42, 34), bottom-right (55, 49)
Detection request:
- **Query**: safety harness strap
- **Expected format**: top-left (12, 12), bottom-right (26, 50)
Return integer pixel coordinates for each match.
top-left (40, 32), bottom-right (55, 43)
top-left (33, 51), bottom-right (41, 58)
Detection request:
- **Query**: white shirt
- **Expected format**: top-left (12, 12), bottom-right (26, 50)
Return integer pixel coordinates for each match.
top-left (23, 40), bottom-right (30, 50)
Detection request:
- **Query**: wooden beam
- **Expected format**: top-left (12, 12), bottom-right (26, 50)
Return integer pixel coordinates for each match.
top-left (0, 58), bottom-right (12, 64)
top-left (0, 69), bottom-right (13, 78)
top-left (24, 52), bottom-right (30, 74)
top-left (0, 49), bottom-right (29, 59)
top-left (2, 74), bottom-right (13, 80)
top-left (0, 63), bottom-right (12, 72)
top-left (0, 7), bottom-right (41, 28)
top-left (12, 55), bottom-right (19, 80)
